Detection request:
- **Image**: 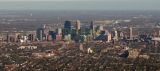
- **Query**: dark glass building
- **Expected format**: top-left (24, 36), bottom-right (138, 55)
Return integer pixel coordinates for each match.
top-left (64, 20), bottom-right (72, 29)
top-left (49, 31), bottom-right (56, 40)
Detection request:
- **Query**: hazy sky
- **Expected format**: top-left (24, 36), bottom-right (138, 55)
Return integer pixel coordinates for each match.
top-left (0, 0), bottom-right (159, 10)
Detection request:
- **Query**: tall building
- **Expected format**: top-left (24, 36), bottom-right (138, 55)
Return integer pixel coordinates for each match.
top-left (64, 20), bottom-right (72, 29)
top-left (44, 29), bottom-right (50, 41)
top-left (130, 27), bottom-right (133, 40)
top-left (56, 28), bottom-right (62, 41)
top-left (28, 34), bottom-right (34, 41)
top-left (75, 20), bottom-right (81, 33)
top-left (36, 28), bottom-right (44, 41)
top-left (56, 28), bottom-right (62, 35)
top-left (90, 21), bottom-right (94, 31)
top-left (63, 21), bottom-right (72, 39)
top-left (90, 21), bottom-right (95, 39)
top-left (112, 29), bottom-right (118, 41)
top-left (49, 31), bottom-right (56, 41)
top-left (6, 33), bottom-right (10, 42)
top-left (107, 32), bottom-right (112, 42)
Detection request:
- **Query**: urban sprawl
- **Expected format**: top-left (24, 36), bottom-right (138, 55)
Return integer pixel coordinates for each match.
top-left (0, 19), bottom-right (160, 71)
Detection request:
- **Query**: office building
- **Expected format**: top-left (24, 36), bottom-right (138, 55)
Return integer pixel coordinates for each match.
top-left (56, 28), bottom-right (62, 35)
top-left (130, 27), bottom-right (133, 40)
top-left (36, 28), bottom-right (44, 41)
top-left (75, 20), bottom-right (81, 34)
top-left (107, 32), bottom-right (112, 42)
top-left (112, 29), bottom-right (118, 41)
top-left (28, 34), bottom-right (34, 41)
top-left (49, 31), bottom-right (56, 41)
top-left (64, 20), bottom-right (72, 29)
top-left (90, 21), bottom-right (95, 39)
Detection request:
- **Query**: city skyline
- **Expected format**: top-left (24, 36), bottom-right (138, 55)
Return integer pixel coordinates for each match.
top-left (0, 1), bottom-right (160, 70)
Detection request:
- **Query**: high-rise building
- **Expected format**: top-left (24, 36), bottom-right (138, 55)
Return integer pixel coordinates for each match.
top-left (64, 20), bottom-right (72, 29)
top-left (63, 21), bottom-right (72, 38)
top-left (90, 21), bottom-right (94, 31)
top-left (107, 32), bottom-right (112, 42)
top-left (112, 29), bottom-right (118, 41)
top-left (28, 34), bottom-right (34, 41)
top-left (6, 33), bottom-right (10, 42)
top-left (36, 28), bottom-right (44, 41)
top-left (49, 31), bottom-right (56, 41)
top-left (130, 27), bottom-right (133, 40)
top-left (56, 28), bottom-right (62, 35)
top-left (75, 20), bottom-right (81, 33)
top-left (90, 21), bottom-right (95, 39)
